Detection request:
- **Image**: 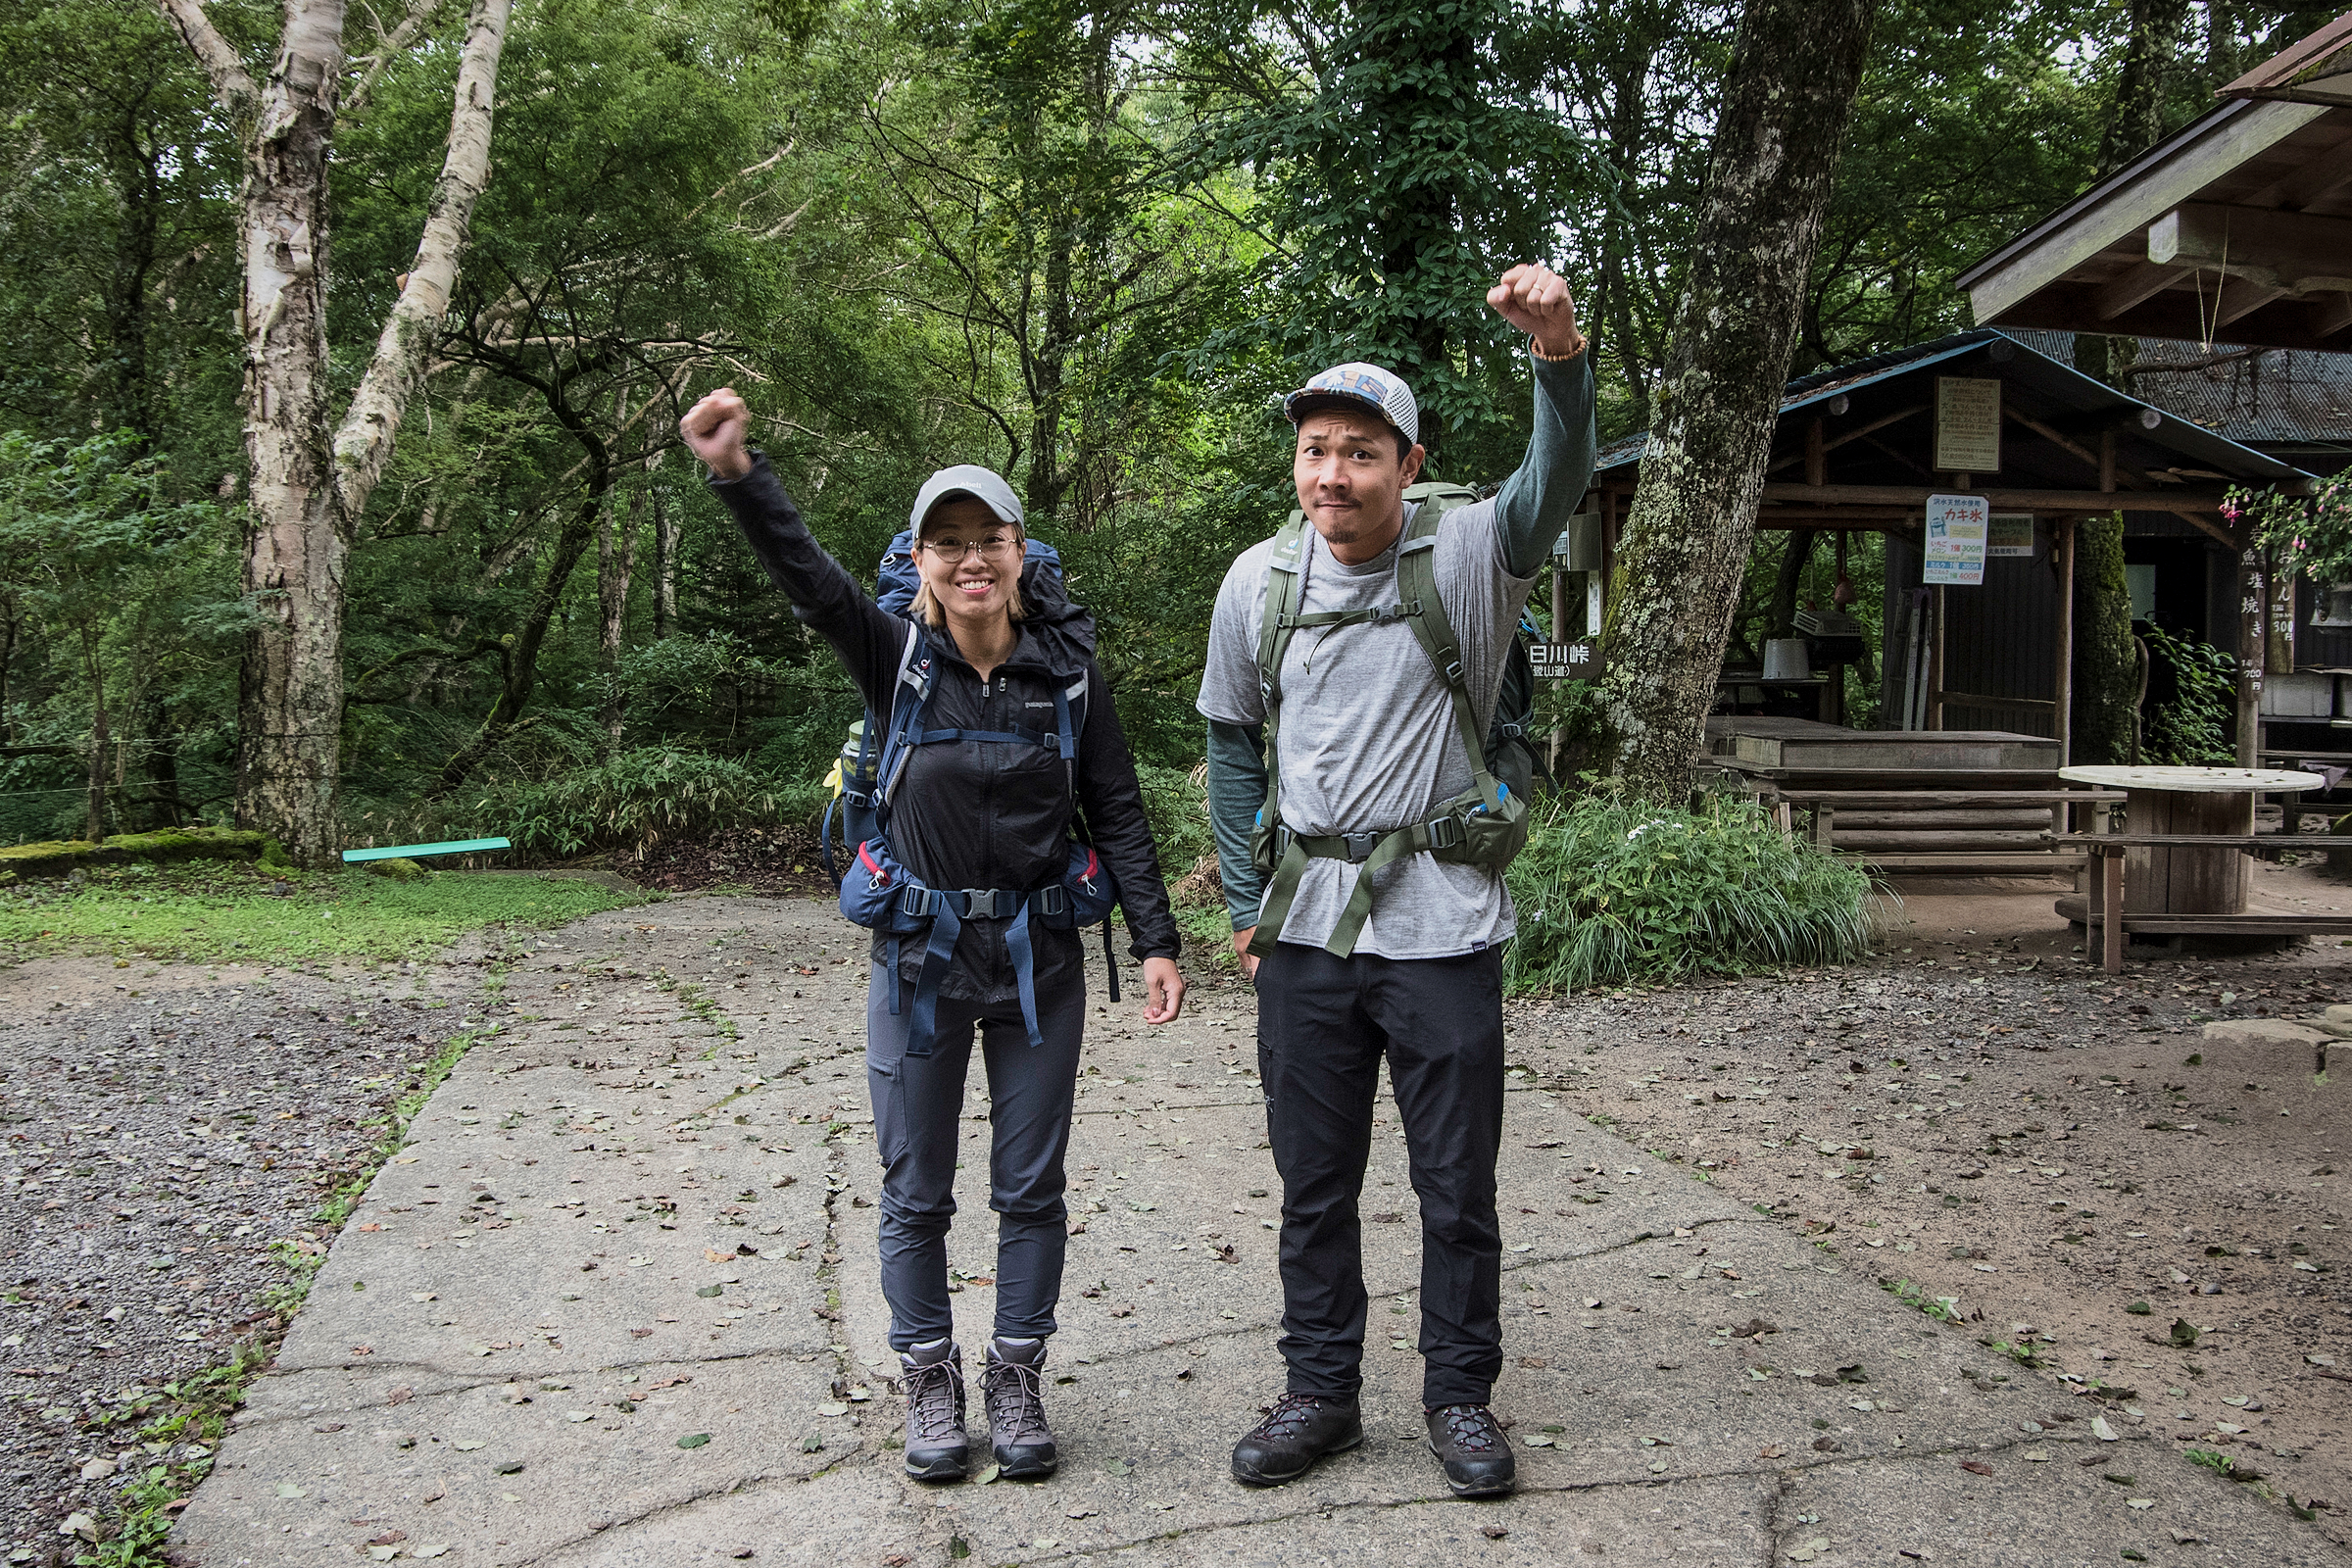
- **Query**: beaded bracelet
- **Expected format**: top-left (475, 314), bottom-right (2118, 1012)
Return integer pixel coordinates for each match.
top-left (1530, 334), bottom-right (1587, 363)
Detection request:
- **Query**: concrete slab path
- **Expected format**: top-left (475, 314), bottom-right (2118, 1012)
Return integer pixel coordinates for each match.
top-left (172, 899), bottom-right (2345, 1567)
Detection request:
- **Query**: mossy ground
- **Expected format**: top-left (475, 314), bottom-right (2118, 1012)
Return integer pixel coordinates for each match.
top-left (0, 859), bottom-right (654, 965)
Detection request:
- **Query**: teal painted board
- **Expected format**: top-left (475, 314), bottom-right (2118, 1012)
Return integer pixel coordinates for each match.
top-left (341, 837), bottom-right (513, 863)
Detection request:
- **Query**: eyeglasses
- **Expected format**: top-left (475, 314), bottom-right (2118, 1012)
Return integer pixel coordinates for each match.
top-left (918, 534), bottom-right (1022, 564)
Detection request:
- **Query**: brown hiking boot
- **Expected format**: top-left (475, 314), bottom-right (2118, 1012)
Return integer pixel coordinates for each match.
top-left (1425, 1402), bottom-right (1515, 1497)
top-left (981, 1337), bottom-right (1058, 1478)
top-left (1230, 1392), bottom-right (1364, 1486)
top-left (898, 1342), bottom-right (968, 1482)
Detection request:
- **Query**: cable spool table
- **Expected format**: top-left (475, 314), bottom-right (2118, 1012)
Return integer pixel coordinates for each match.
top-left (2055, 765), bottom-right (2324, 913)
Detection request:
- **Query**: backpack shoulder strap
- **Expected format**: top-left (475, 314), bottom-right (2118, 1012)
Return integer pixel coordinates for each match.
top-left (1394, 496), bottom-right (1505, 810)
top-left (873, 622), bottom-right (934, 812)
top-left (1253, 512), bottom-right (1311, 710)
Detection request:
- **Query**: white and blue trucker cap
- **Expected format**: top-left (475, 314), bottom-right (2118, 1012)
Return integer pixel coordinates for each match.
top-left (909, 465), bottom-right (1024, 532)
top-left (1283, 362), bottom-right (1419, 447)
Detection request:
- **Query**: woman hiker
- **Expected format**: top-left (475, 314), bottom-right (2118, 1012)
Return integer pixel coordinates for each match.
top-left (682, 388), bottom-right (1187, 1484)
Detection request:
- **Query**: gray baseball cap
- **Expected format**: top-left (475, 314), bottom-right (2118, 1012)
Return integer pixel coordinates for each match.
top-left (1283, 362), bottom-right (1420, 446)
top-left (909, 466), bottom-right (1024, 532)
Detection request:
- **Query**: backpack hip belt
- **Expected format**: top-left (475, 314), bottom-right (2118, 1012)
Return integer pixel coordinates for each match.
top-left (1246, 485), bottom-right (1531, 961)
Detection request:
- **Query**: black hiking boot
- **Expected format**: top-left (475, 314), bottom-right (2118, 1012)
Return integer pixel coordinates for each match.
top-left (981, 1338), bottom-right (1059, 1478)
top-left (1230, 1392), bottom-right (1364, 1487)
top-left (898, 1341), bottom-right (969, 1482)
top-left (1425, 1402), bottom-right (1515, 1497)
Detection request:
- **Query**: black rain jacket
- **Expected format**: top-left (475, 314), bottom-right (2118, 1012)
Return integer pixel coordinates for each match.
top-left (713, 455), bottom-right (1180, 1004)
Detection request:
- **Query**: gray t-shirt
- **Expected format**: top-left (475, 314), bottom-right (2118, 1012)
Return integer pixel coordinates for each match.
top-left (1197, 501), bottom-right (1541, 958)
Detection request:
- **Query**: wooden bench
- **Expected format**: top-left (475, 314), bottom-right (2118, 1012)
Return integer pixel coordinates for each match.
top-left (1759, 788), bottom-right (2125, 877)
top-left (2052, 834), bottom-right (2352, 971)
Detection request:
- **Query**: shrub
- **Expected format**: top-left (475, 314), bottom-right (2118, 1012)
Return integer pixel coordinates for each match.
top-left (1132, 761), bottom-right (1215, 888)
top-left (2140, 624), bottom-right (2235, 766)
top-left (1502, 789), bottom-right (1877, 995)
top-left (493, 749), bottom-right (817, 858)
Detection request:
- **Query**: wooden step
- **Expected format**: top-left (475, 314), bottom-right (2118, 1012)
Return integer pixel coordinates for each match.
top-left (1862, 853), bottom-right (2090, 874)
top-left (1833, 830), bottom-right (2057, 850)
top-left (1826, 808), bottom-right (2057, 829)
top-left (2053, 898), bottom-right (2352, 935)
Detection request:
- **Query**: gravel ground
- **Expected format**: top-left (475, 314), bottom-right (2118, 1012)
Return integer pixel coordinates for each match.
top-left (1512, 888), bottom-right (2352, 1550)
top-left (0, 956), bottom-right (489, 1562)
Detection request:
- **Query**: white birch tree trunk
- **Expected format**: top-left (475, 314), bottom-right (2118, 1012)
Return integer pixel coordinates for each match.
top-left (156, 0), bottom-right (510, 863)
top-left (1593, 0), bottom-right (1879, 801)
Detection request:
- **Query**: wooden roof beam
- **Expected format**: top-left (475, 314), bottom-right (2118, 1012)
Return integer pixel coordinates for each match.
top-left (2151, 202), bottom-right (2352, 294)
top-left (2092, 260), bottom-right (2192, 319)
top-left (1960, 99), bottom-right (2327, 323)
top-left (1763, 402), bottom-right (1928, 474)
top-left (2213, 280), bottom-right (2297, 327)
top-left (2314, 290), bottom-right (2352, 344)
top-left (1757, 481), bottom-right (2308, 510)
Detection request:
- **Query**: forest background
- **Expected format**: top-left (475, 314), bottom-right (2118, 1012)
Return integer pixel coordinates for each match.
top-left (0, 0), bottom-right (2335, 876)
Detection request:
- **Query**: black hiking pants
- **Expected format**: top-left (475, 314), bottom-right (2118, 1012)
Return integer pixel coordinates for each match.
top-left (1255, 943), bottom-right (1505, 1408)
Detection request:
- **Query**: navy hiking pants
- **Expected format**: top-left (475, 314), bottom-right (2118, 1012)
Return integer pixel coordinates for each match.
top-left (864, 963), bottom-right (1086, 1352)
top-left (1255, 943), bottom-right (1506, 1408)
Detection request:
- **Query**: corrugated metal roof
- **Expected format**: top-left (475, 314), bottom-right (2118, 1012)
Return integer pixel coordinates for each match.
top-left (1592, 328), bottom-right (2314, 479)
top-left (2002, 329), bottom-right (2352, 449)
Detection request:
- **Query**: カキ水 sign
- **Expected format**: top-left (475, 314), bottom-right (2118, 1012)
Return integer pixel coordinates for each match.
top-left (1924, 493), bottom-right (1988, 586)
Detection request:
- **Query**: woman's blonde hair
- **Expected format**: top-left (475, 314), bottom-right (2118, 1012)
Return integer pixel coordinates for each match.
top-left (910, 529), bottom-right (1026, 628)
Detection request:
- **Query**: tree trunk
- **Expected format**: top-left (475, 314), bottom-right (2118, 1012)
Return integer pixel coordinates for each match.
top-left (2100, 0), bottom-right (2194, 178)
top-left (599, 486), bottom-right (639, 753)
top-left (1769, 529), bottom-right (1819, 639)
top-left (1592, 0), bottom-right (1880, 801)
top-left (79, 622), bottom-right (111, 843)
top-left (2072, 513), bottom-right (2137, 765)
top-left (0, 594), bottom-right (18, 748)
top-left (157, 0), bottom-right (511, 865)
top-left (437, 493), bottom-right (603, 791)
top-left (653, 485), bottom-right (679, 641)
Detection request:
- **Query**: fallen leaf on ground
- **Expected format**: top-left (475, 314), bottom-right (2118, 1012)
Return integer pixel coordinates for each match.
top-left (1960, 1461), bottom-right (1992, 1475)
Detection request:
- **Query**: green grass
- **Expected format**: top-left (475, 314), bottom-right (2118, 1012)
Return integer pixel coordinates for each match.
top-left (0, 860), bottom-right (653, 965)
top-left (1502, 789), bottom-right (1878, 995)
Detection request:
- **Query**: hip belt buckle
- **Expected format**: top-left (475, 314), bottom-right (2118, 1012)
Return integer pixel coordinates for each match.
top-left (959, 888), bottom-right (1010, 918)
top-left (1340, 830), bottom-right (1382, 863)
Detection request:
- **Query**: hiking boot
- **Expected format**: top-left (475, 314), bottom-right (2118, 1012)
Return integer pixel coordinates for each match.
top-left (1425, 1403), bottom-right (1515, 1497)
top-left (898, 1341), bottom-right (968, 1482)
top-left (981, 1337), bottom-right (1058, 1478)
top-left (1230, 1392), bottom-right (1364, 1487)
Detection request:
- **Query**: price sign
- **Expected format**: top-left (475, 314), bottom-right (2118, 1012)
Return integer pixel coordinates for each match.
top-left (1924, 493), bottom-right (1988, 587)
top-left (1986, 513), bottom-right (2036, 559)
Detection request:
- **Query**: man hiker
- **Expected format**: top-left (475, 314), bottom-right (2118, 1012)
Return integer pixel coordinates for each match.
top-left (1199, 263), bottom-right (1594, 1497)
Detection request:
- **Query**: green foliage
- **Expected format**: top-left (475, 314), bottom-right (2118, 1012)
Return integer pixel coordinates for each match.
top-left (1502, 789), bottom-right (1876, 994)
top-left (2140, 624), bottom-right (2236, 766)
top-left (2238, 474), bottom-right (2352, 597)
top-left (0, 861), bottom-right (648, 964)
top-left (1132, 761), bottom-right (1214, 885)
top-left (489, 747), bottom-right (818, 858)
top-left (1881, 1277), bottom-right (1962, 1321)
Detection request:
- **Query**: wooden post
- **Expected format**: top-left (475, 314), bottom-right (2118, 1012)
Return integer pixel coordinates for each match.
top-left (2055, 515), bottom-right (2075, 767)
top-left (1805, 416), bottom-right (1827, 488)
top-left (1927, 584), bottom-right (1946, 731)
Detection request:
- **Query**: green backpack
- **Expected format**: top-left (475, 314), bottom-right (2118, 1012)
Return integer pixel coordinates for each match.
top-left (1246, 480), bottom-right (1534, 959)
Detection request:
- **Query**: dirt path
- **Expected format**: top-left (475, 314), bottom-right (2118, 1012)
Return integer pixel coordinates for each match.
top-left (1512, 870), bottom-right (2352, 1548)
